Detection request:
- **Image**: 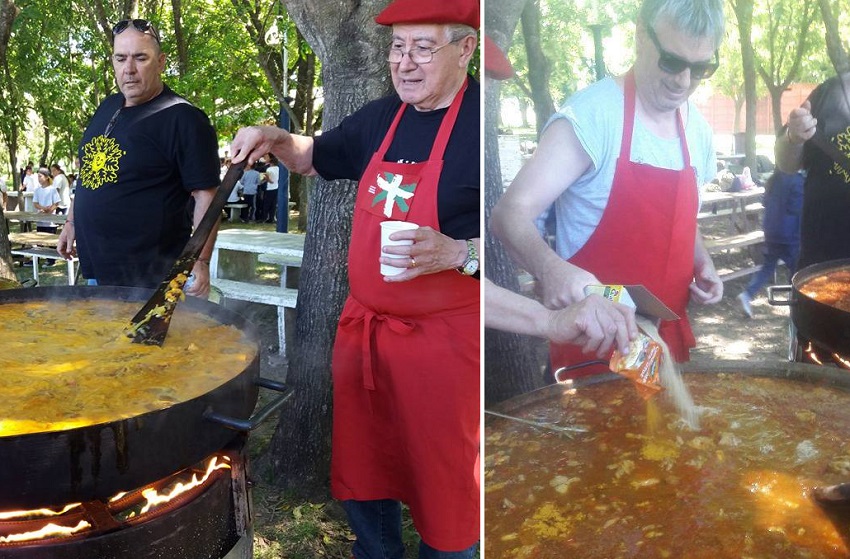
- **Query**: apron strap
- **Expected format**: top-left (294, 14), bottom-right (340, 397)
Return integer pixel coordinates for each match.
top-left (622, 70), bottom-right (689, 164)
top-left (373, 76), bottom-right (469, 164)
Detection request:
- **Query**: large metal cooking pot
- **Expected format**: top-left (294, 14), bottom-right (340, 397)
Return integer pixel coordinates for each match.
top-left (486, 360), bottom-right (850, 557)
top-left (0, 286), bottom-right (290, 510)
top-left (490, 359), bottom-right (850, 416)
top-left (768, 257), bottom-right (850, 355)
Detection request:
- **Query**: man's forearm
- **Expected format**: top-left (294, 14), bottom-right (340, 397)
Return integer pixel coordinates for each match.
top-left (776, 129), bottom-right (805, 174)
top-left (491, 207), bottom-right (563, 283)
top-left (192, 187), bottom-right (219, 260)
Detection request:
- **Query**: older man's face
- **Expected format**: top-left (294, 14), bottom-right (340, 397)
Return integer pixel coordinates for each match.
top-left (636, 17), bottom-right (716, 114)
top-left (112, 29), bottom-right (166, 107)
top-left (389, 23), bottom-right (472, 111)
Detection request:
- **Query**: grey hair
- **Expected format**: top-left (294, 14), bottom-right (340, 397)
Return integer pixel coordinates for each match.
top-left (446, 24), bottom-right (476, 43)
top-left (640, 0), bottom-right (725, 47)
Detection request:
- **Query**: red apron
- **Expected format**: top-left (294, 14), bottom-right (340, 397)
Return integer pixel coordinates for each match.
top-left (330, 80), bottom-right (480, 552)
top-left (551, 70), bottom-right (698, 378)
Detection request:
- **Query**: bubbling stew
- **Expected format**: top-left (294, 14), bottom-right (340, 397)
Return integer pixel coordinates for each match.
top-left (0, 299), bottom-right (256, 437)
top-left (485, 374), bottom-right (850, 558)
top-left (799, 269), bottom-right (850, 312)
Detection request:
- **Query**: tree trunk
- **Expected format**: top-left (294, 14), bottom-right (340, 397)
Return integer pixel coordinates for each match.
top-left (170, 0), bottom-right (188, 77)
top-left (0, 0), bottom-right (18, 280)
top-left (818, 0), bottom-right (850, 74)
top-left (268, 0), bottom-right (392, 499)
top-left (291, 27), bottom-right (317, 227)
top-left (520, 0), bottom-right (555, 139)
top-left (734, 0), bottom-right (758, 170)
top-left (484, 0), bottom-right (544, 405)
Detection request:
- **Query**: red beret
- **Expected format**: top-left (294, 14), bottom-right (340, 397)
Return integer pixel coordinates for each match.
top-left (375, 0), bottom-right (480, 29)
top-left (484, 36), bottom-right (514, 80)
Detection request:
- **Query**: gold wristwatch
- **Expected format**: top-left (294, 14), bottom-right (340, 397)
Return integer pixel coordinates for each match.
top-left (457, 240), bottom-right (479, 276)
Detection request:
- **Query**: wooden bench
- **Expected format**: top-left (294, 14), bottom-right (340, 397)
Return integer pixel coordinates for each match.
top-left (258, 252), bottom-right (302, 287)
top-left (224, 203), bottom-right (248, 221)
top-left (211, 278), bottom-right (298, 356)
top-left (705, 230), bottom-right (765, 255)
top-left (705, 230), bottom-right (765, 282)
top-left (10, 246), bottom-right (78, 285)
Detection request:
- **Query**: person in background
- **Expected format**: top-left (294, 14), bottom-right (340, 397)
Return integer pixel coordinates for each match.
top-left (56, 19), bottom-right (219, 295)
top-left (253, 156), bottom-right (268, 222)
top-left (261, 153), bottom-right (280, 224)
top-left (231, 1), bottom-right (480, 556)
top-left (50, 164), bottom-right (71, 215)
top-left (33, 168), bottom-right (60, 233)
top-left (237, 161), bottom-right (260, 222)
top-left (737, 169), bottom-right (804, 318)
top-left (776, 72), bottom-right (850, 270)
top-left (20, 165), bottom-right (38, 194)
top-left (491, 0), bottom-right (724, 379)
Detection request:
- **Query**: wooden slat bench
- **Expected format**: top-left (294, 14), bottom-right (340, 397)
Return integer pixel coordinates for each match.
top-left (224, 203), bottom-right (248, 221)
top-left (211, 278), bottom-right (298, 356)
top-left (705, 230), bottom-right (765, 255)
top-left (705, 230), bottom-right (765, 282)
top-left (10, 246), bottom-right (78, 285)
top-left (258, 252), bottom-right (302, 287)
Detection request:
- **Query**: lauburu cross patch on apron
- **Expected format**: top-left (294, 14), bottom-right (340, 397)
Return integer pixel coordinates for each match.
top-left (369, 171), bottom-right (418, 218)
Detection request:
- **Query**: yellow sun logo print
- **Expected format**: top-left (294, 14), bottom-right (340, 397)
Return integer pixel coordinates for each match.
top-left (833, 126), bottom-right (850, 184)
top-left (80, 135), bottom-right (125, 190)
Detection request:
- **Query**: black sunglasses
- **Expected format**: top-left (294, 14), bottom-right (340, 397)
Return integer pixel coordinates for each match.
top-left (112, 19), bottom-right (160, 45)
top-left (645, 24), bottom-right (719, 80)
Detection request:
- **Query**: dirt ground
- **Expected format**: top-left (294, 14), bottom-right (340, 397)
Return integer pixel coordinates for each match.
top-left (689, 265), bottom-right (793, 364)
top-left (689, 220), bottom-right (795, 365)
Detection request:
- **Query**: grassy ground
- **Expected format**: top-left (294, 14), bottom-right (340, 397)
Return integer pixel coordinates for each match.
top-left (7, 214), bottom-right (435, 558)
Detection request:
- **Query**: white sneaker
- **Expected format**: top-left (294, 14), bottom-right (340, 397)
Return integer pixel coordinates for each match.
top-left (738, 292), bottom-right (754, 319)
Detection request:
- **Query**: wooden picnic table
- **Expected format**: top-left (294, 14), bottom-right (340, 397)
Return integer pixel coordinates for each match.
top-left (8, 231), bottom-right (61, 248)
top-left (4, 211), bottom-right (68, 226)
top-left (699, 187), bottom-right (764, 234)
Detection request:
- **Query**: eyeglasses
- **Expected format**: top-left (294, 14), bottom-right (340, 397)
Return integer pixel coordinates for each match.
top-left (645, 25), bottom-right (719, 80)
top-left (387, 39), bottom-right (460, 65)
top-left (112, 19), bottom-right (160, 45)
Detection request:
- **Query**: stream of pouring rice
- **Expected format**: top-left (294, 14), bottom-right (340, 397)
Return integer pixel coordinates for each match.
top-left (639, 317), bottom-right (701, 430)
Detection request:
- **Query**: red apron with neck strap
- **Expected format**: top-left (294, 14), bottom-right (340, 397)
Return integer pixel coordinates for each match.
top-left (330, 79), bottom-right (480, 552)
top-left (551, 70), bottom-right (698, 378)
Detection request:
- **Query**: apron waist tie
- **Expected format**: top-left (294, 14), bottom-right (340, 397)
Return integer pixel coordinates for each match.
top-left (340, 306), bottom-right (416, 391)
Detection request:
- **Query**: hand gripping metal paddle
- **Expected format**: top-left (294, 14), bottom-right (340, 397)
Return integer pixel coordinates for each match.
top-left (125, 161), bottom-right (246, 345)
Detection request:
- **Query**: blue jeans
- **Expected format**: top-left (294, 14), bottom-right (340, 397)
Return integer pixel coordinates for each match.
top-left (342, 499), bottom-right (478, 559)
top-left (744, 242), bottom-right (799, 299)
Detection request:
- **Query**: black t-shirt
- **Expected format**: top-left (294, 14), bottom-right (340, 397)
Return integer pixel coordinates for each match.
top-left (312, 77), bottom-right (480, 240)
top-left (799, 73), bottom-right (850, 268)
top-left (75, 86), bottom-right (219, 287)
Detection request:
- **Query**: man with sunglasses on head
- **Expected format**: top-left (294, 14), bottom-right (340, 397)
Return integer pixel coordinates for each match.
top-left (231, 1), bottom-right (480, 557)
top-left (492, 0), bottom-right (725, 379)
top-left (57, 19), bottom-right (219, 294)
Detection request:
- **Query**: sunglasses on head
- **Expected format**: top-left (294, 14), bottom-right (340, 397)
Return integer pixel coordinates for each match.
top-left (645, 24), bottom-right (719, 80)
top-left (112, 19), bottom-right (160, 45)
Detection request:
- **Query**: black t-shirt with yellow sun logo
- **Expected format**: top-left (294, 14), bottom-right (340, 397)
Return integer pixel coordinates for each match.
top-left (75, 86), bottom-right (219, 287)
top-left (799, 73), bottom-right (850, 269)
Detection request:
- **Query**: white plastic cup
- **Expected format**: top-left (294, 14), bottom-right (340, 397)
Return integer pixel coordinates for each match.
top-left (379, 221), bottom-right (419, 276)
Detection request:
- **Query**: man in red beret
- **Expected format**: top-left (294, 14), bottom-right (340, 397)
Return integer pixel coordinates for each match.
top-left (231, 0), bottom-right (480, 557)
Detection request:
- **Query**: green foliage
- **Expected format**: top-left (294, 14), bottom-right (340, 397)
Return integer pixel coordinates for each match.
top-left (0, 0), bottom-right (322, 178)
top-left (503, 0), bottom-right (849, 133)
